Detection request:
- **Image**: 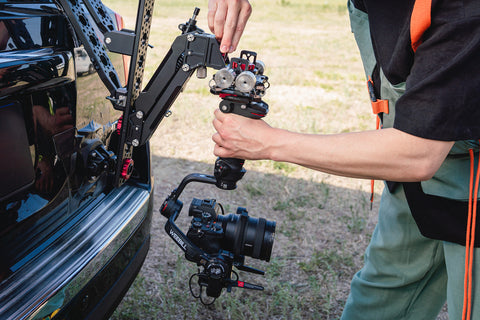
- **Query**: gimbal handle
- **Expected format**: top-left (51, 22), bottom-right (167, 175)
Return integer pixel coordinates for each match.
top-left (211, 50), bottom-right (269, 190)
top-left (213, 99), bottom-right (268, 190)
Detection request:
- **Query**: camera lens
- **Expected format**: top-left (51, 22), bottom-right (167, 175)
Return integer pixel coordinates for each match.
top-left (217, 208), bottom-right (275, 262)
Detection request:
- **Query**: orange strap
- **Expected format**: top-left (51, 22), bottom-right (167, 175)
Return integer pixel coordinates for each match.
top-left (463, 148), bottom-right (480, 320)
top-left (410, 0), bottom-right (432, 52)
top-left (367, 77), bottom-right (389, 208)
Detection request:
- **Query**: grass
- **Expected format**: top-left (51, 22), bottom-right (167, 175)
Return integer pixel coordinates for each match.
top-left (100, 0), bottom-right (388, 319)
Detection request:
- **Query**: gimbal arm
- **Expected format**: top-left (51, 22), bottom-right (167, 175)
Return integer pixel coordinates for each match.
top-left (128, 25), bottom-right (226, 147)
top-left (161, 173), bottom-right (217, 264)
top-left (57, 1), bottom-right (225, 186)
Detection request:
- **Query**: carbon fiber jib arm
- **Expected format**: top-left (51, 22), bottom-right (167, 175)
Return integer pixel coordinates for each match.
top-left (58, 1), bottom-right (267, 189)
top-left (118, 7), bottom-right (225, 187)
top-left (58, 1), bottom-right (224, 186)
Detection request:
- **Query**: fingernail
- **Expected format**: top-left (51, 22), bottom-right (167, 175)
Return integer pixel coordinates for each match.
top-left (221, 45), bottom-right (228, 52)
top-left (229, 46), bottom-right (234, 53)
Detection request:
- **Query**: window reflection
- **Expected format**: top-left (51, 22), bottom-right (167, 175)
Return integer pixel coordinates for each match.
top-left (0, 84), bottom-right (75, 226)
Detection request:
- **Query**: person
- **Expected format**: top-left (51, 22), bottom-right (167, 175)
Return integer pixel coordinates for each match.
top-left (208, 0), bottom-right (480, 319)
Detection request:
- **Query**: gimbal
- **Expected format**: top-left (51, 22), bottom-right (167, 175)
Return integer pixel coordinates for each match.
top-left (58, 0), bottom-right (274, 303)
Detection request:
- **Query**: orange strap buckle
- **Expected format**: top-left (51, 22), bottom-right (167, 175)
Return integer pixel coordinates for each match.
top-left (371, 100), bottom-right (389, 115)
top-left (367, 77), bottom-right (389, 115)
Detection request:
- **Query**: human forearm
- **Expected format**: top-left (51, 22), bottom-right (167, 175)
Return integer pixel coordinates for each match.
top-left (212, 111), bottom-right (454, 182)
top-left (266, 128), bottom-right (452, 181)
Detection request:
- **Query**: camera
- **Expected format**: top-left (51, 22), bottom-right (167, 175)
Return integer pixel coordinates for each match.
top-left (161, 173), bottom-right (276, 304)
top-left (187, 198), bottom-right (275, 262)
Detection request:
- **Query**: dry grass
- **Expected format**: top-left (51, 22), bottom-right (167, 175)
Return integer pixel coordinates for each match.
top-left (101, 0), bottom-right (448, 319)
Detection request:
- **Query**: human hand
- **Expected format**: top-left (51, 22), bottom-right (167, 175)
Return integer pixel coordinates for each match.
top-left (33, 105), bottom-right (73, 136)
top-left (208, 0), bottom-right (252, 53)
top-left (51, 107), bottom-right (74, 135)
top-left (212, 108), bottom-right (273, 160)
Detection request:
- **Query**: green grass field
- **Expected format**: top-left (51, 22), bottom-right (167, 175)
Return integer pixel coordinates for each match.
top-left (102, 0), bottom-right (385, 319)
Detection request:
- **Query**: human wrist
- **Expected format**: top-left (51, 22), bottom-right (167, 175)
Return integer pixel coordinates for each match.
top-left (266, 128), bottom-right (290, 162)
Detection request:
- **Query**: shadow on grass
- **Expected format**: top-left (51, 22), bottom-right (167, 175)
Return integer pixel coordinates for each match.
top-left (112, 155), bottom-right (379, 320)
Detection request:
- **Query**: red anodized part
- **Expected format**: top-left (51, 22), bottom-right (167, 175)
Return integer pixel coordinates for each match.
top-left (116, 116), bottom-right (123, 135)
top-left (121, 158), bottom-right (134, 180)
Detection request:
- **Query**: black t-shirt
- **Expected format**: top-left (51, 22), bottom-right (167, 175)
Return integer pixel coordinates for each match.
top-left (352, 0), bottom-right (480, 141)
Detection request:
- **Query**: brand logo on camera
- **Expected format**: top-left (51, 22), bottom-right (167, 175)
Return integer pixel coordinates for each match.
top-left (170, 229), bottom-right (187, 251)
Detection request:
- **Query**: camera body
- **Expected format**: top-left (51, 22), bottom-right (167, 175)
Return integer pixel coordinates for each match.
top-left (187, 198), bottom-right (275, 262)
top-left (187, 199), bottom-right (224, 255)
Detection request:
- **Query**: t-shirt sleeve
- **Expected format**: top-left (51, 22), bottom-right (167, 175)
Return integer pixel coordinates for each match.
top-left (393, 8), bottom-right (480, 141)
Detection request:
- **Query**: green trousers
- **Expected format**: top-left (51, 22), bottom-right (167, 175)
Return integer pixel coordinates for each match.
top-left (341, 184), bottom-right (480, 320)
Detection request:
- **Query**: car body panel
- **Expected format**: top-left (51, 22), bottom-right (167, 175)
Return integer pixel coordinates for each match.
top-left (0, 1), bottom-right (153, 319)
top-left (1, 184), bottom-right (152, 319)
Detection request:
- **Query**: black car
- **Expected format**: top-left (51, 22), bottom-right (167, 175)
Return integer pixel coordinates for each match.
top-left (0, 1), bottom-right (154, 319)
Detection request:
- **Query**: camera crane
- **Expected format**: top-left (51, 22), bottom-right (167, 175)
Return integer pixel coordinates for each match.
top-left (57, 0), bottom-right (225, 187)
top-left (57, 0), bottom-right (274, 303)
